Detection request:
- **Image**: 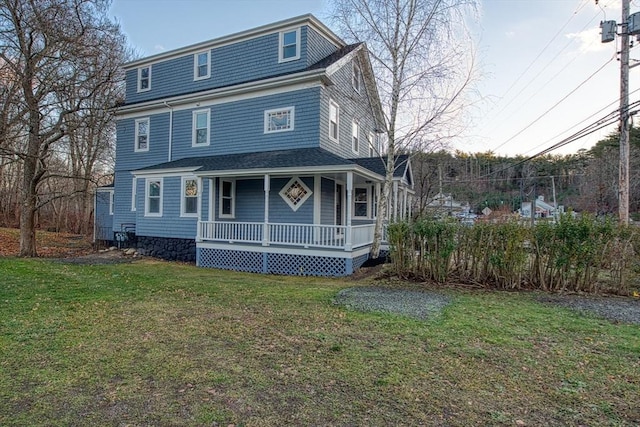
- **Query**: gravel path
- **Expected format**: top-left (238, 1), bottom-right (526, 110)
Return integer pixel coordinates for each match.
top-left (538, 295), bottom-right (640, 325)
top-left (334, 287), bottom-right (452, 321)
top-left (335, 286), bottom-right (640, 325)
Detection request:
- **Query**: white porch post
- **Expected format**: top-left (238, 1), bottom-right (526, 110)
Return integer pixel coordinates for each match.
top-left (392, 180), bottom-right (399, 221)
top-left (263, 174), bottom-right (270, 246)
top-left (345, 172), bottom-right (353, 251)
top-left (196, 176), bottom-right (203, 240)
top-left (402, 187), bottom-right (408, 220)
top-left (408, 193), bottom-right (413, 218)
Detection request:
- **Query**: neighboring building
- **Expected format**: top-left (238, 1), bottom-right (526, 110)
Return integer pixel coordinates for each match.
top-left (520, 195), bottom-right (561, 218)
top-left (95, 14), bottom-right (414, 276)
top-left (424, 192), bottom-right (470, 216)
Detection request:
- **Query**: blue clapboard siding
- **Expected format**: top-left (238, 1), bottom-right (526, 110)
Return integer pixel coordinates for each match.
top-left (171, 88), bottom-right (321, 160)
top-left (306, 26), bottom-right (339, 66)
top-left (135, 176), bottom-right (198, 239)
top-left (115, 113), bottom-right (171, 172)
top-left (319, 56), bottom-right (379, 159)
top-left (269, 177), bottom-right (314, 224)
top-left (200, 179), bottom-right (210, 222)
top-left (94, 190), bottom-right (113, 240)
top-left (125, 26), bottom-right (322, 104)
top-left (112, 170), bottom-right (136, 233)
top-left (232, 178), bottom-right (264, 222)
top-left (321, 177), bottom-right (335, 225)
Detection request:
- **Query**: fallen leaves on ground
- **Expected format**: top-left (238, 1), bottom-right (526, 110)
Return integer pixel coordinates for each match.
top-left (0, 227), bottom-right (94, 258)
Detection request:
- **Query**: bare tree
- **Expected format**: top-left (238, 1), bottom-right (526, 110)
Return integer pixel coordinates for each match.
top-left (329, 0), bottom-right (479, 257)
top-left (0, 0), bottom-right (126, 255)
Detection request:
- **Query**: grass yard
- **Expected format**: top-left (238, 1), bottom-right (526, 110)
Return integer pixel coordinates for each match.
top-left (0, 257), bottom-right (638, 426)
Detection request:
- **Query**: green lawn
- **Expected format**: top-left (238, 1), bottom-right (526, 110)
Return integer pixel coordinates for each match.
top-left (0, 258), bottom-right (638, 426)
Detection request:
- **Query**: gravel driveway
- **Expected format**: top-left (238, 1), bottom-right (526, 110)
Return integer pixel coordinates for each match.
top-left (335, 286), bottom-right (640, 325)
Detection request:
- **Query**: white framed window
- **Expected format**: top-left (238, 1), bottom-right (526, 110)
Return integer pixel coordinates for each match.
top-left (329, 100), bottom-right (339, 142)
top-left (352, 120), bottom-right (360, 154)
top-left (368, 132), bottom-right (375, 157)
top-left (192, 109), bottom-right (210, 146)
top-left (279, 28), bottom-right (300, 62)
top-left (194, 51), bottom-right (210, 80)
top-left (137, 66), bottom-right (151, 92)
top-left (181, 177), bottom-right (199, 217)
top-left (354, 186), bottom-right (369, 218)
top-left (134, 118), bottom-right (149, 152)
top-left (352, 61), bottom-right (361, 93)
top-left (279, 177), bottom-right (312, 211)
top-left (219, 179), bottom-right (235, 218)
top-left (109, 191), bottom-right (114, 215)
top-left (131, 177), bottom-right (137, 211)
top-left (145, 178), bottom-right (163, 217)
top-left (264, 107), bottom-right (295, 133)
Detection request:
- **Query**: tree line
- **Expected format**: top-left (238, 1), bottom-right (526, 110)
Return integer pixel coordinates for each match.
top-left (412, 127), bottom-right (640, 219)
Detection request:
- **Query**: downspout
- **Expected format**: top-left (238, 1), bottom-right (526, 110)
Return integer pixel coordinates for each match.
top-left (164, 101), bottom-right (173, 162)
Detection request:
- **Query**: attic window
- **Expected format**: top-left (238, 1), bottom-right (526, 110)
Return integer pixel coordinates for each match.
top-left (352, 61), bottom-right (361, 93)
top-left (137, 66), bottom-right (151, 92)
top-left (280, 177), bottom-right (312, 211)
top-left (279, 28), bottom-right (300, 62)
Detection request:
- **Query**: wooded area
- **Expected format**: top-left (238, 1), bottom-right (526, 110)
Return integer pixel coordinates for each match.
top-left (412, 127), bottom-right (640, 219)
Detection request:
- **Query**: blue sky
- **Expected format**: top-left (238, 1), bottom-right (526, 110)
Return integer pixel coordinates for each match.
top-left (109, 0), bottom-right (638, 157)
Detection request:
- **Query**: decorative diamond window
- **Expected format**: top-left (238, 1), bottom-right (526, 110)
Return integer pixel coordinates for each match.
top-left (279, 177), bottom-right (312, 211)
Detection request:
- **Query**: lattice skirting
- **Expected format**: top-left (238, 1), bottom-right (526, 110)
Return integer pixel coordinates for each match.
top-left (197, 247), bottom-right (368, 277)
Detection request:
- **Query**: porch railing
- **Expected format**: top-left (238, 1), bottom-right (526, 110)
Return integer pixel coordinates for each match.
top-left (198, 221), bottom-right (377, 250)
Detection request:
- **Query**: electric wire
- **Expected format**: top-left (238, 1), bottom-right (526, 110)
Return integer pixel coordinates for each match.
top-left (489, 55), bottom-right (616, 153)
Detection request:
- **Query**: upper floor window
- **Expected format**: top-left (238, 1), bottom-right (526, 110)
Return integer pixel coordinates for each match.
top-left (279, 28), bottom-right (300, 62)
top-left (181, 177), bottom-right (198, 217)
top-left (352, 121), bottom-right (360, 153)
top-left (352, 61), bottom-right (361, 93)
top-left (219, 179), bottom-right (235, 218)
top-left (137, 66), bottom-right (151, 92)
top-left (194, 51), bottom-right (210, 80)
top-left (264, 107), bottom-right (295, 133)
top-left (134, 118), bottom-right (149, 152)
top-left (192, 110), bottom-right (210, 146)
top-left (329, 100), bottom-right (339, 142)
top-left (145, 178), bottom-right (163, 217)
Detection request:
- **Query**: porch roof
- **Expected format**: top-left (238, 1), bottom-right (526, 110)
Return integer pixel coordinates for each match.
top-left (133, 148), bottom-right (391, 180)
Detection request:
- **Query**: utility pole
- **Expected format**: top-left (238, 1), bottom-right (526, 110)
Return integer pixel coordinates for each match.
top-left (620, 0), bottom-right (631, 225)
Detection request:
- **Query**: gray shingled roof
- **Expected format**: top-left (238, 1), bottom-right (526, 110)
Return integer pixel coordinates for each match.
top-left (350, 154), bottom-right (410, 179)
top-left (137, 148), bottom-right (357, 173)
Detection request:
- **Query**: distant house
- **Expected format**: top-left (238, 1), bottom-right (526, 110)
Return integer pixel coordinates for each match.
top-left (94, 14), bottom-right (414, 276)
top-left (520, 195), bottom-right (561, 218)
top-left (424, 193), bottom-right (470, 216)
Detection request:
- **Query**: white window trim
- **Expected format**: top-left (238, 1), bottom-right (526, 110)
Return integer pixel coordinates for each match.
top-left (352, 120), bottom-right (360, 154)
top-left (193, 50), bottom-right (210, 81)
top-left (131, 177), bottom-right (137, 212)
top-left (192, 109), bottom-right (210, 147)
top-left (279, 177), bottom-right (312, 212)
top-left (329, 99), bottom-right (339, 143)
top-left (134, 118), bottom-right (150, 153)
top-left (278, 27), bottom-right (301, 63)
top-left (181, 176), bottom-right (199, 217)
top-left (109, 191), bottom-right (114, 215)
top-left (137, 66), bottom-right (151, 92)
top-left (264, 106), bottom-right (295, 133)
top-left (145, 178), bottom-right (163, 217)
top-left (368, 132), bottom-right (375, 157)
top-left (218, 179), bottom-right (236, 219)
top-left (353, 186), bottom-right (370, 219)
top-left (352, 61), bottom-right (361, 93)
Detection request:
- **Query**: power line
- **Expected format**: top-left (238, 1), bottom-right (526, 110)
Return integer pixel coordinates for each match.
top-left (490, 55), bottom-right (616, 152)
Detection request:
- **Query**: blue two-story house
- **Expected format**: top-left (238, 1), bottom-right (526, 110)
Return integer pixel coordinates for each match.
top-left (96, 14), bottom-right (414, 276)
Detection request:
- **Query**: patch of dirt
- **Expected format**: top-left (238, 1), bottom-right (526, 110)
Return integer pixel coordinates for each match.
top-left (0, 227), bottom-right (93, 258)
top-left (54, 249), bottom-right (141, 265)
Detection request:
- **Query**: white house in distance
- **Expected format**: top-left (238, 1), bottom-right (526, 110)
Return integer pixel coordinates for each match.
top-left (94, 14), bottom-right (414, 277)
top-left (520, 195), bottom-right (563, 218)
